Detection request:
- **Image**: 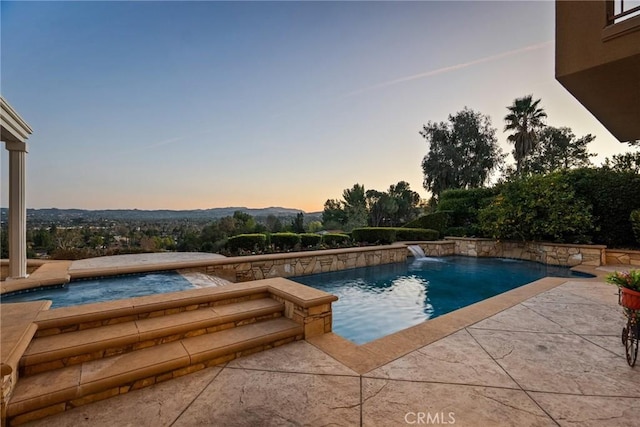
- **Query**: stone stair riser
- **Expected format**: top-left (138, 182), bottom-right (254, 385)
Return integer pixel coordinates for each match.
top-left (35, 292), bottom-right (271, 338)
top-left (9, 333), bottom-right (302, 426)
top-left (21, 312), bottom-right (283, 376)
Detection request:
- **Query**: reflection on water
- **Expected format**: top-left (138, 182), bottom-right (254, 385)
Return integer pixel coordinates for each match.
top-left (1, 272), bottom-right (196, 308)
top-left (293, 256), bottom-right (584, 344)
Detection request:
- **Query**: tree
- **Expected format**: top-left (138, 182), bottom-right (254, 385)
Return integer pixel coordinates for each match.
top-left (504, 95), bottom-right (547, 174)
top-left (232, 211), bottom-right (256, 234)
top-left (307, 221), bottom-right (323, 232)
top-left (322, 199), bottom-right (347, 229)
top-left (603, 141), bottom-right (640, 173)
top-left (387, 181), bottom-right (421, 225)
top-left (342, 184), bottom-right (368, 230)
top-left (366, 190), bottom-right (398, 227)
top-left (603, 152), bottom-right (640, 173)
top-left (265, 214), bottom-right (283, 233)
top-left (525, 127), bottom-right (596, 174)
top-left (420, 107), bottom-right (503, 198)
top-left (291, 212), bottom-right (305, 233)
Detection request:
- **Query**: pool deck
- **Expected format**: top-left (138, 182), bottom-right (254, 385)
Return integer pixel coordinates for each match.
top-left (10, 265), bottom-right (639, 427)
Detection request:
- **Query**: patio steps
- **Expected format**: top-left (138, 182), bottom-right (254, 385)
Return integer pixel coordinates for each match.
top-left (7, 297), bottom-right (304, 425)
top-left (19, 298), bottom-right (284, 375)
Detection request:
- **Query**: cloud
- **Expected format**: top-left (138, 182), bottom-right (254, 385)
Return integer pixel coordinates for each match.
top-left (343, 40), bottom-right (554, 97)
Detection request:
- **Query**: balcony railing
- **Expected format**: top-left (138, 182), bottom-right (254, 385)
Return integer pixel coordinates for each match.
top-left (607, 0), bottom-right (640, 24)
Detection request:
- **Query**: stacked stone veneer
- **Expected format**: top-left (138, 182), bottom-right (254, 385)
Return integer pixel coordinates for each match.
top-left (446, 237), bottom-right (606, 266)
top-left (192, 245), bottom-right (408, 283)
top-left (606, 249), bottom-right (640, 266)
top-left (402, 241), bottom-right (455, 257)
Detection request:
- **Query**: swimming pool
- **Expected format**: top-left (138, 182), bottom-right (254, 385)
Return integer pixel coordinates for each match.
top-left (292, 256), bottom-right (591, 344)
top-left (0, 272), bottom-right (196, 309)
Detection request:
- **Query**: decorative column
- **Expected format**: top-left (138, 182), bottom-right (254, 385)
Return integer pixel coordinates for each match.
top-left (6, 141), bottom-right (28, 279)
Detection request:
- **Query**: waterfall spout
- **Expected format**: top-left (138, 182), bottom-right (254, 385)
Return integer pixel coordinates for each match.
top-left (407, 245), bottom-right (427, 259)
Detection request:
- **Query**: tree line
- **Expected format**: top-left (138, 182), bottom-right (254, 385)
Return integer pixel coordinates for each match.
top-left (6, 211), bottom-right (322, 259)
top-left (420, 94), bottom-right (639, 200)
top-left (322, 181), bottom-right (422, 231)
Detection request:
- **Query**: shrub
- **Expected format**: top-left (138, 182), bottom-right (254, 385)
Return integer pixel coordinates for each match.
top-left (322, 233), bottom-right (352, 247)
top-left (352, 227), bottom-right (397, 244)
top-left (444, 226), bottom-right (468, 237)
top-left (631, 209), bottom-right (640, 246)
top-left (50, 248), bottom-right (93, 260)
top-left (564, 168), bottom-right (640, 247)
top-left (300, 233), bottom-right (322, 248)
top-left (227, 234), bottom-right (267, 253)
top-left (403, 212), bottom-right (450, 237)
top-left (479, 173), bottom-right (594, 243)
top-left (436, 187), bottom-right (497, 233)
top-left (269, 233), bottom-right (301, 251)
top-left (395, 228), bottom-right (439, 241)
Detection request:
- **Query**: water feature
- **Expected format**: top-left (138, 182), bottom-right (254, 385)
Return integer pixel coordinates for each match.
top-left (407, 244), bottom-right (427, 259)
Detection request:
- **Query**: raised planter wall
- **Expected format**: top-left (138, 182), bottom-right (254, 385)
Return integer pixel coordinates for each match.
top-left (445, 237), bottom-right (606, 267)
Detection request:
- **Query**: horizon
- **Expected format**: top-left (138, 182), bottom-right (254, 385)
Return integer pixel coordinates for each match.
top-left (0, 205), bottom-right (321, 213)
top-left (1, 1), bottom-right (635, 212)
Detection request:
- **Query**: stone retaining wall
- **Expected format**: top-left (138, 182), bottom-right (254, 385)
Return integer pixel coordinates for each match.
top-left (191, 245), bottom-right (409, 283)
top-left (605, 249), bottom-right (640, 267)
top-left (402, 241), bottom-right (455, 257)
top-left (445, 237), bottom-right (606, 266)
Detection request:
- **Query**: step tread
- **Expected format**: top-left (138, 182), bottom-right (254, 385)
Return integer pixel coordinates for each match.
top-left (137, 297), bottom-right (282, 338)
top-left (21, 298), bottom-right (283, 367)
top-left (8, 318), bottom-right (302, 417)
top-left (183, 317), bottom-right (302, 364)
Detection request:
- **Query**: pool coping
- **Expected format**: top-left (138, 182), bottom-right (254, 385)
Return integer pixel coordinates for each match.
top-left (306, 269), bottom-right (605, 374)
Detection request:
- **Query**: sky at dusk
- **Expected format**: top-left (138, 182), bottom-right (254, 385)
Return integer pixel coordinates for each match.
top-left (1, 1), bottom-right (634, 212)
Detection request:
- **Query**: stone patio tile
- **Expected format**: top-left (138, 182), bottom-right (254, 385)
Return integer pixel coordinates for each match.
top-left (469, 303), bottom-right (570, 333)
top-left (22, 366), bottom-right (223, 427)
top-left (362, 378), bottom-right (556, 427)
top-left (523, 286), bottom-right (611, 306)
top-left (530, 392), bottom-right (640, 427)
top-left (522, 300), bottom-right (626, 335)
top-left (226, 340), bottom-right (358, 376)
top-left (581, 334), bottom-right (627, 358)
top-left (469, 329), bottom-right (640, 396)
top-left (172, 368), bottom-right (360, 426)
top-left (549, 281), bottom-right (620, 307)
top-left (364, 329), bottom-right (518, 389)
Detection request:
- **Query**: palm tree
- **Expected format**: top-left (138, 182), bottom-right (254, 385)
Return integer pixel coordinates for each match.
top-left (504, 95), bottom-right (547, 174)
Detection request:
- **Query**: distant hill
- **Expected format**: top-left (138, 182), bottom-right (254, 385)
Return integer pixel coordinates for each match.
top-left (0, 207), bottom-right (322, 223)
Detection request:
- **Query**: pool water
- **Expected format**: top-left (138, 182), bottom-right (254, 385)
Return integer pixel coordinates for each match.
top-left (292, 256), bottom-right (590, 344)
top-left (1, 272), bottom-right (196, 309)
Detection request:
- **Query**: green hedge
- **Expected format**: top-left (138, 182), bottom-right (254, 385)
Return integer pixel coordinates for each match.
top-left (564, 168), bottom-right (640, 247)
top-left (322, 233), bottom-right (352, 247)
top-left (437, 188), bottom-right (497, 232)
top-left (227, 234), bottom-right (267, 253)
top-left (269, 232), bottom-right (301, 250)
top-left (396, 228), bottom-right (439, 241)
top-left (352, 227), bottom-right (397, 244)
top-left (631, 209), bottom-right (640, 246)
top-left (443, 226), bottom-right (467, 237)
top-left (443, 225), bottom-right (481, 237)
top-left (300, 233), bottom-right (322, 248)
top-left (352, 227), bottom-right (438, 244)
top-left (479, 173), bottom-right (594, 243)
top-left (403, 212), bottom-right (450, 237)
